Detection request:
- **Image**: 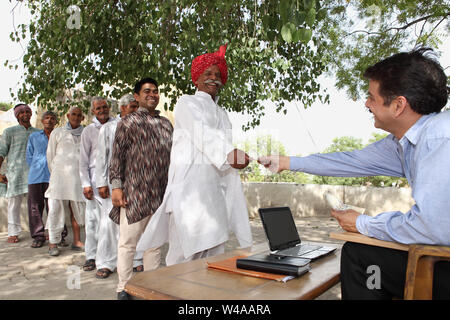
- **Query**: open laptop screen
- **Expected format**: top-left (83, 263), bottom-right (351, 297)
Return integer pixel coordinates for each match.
top-left (258, 207), bottom-right (301, 251)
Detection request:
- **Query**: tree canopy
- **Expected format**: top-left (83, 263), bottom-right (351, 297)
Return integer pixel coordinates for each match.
top-left (6, 0), bottom-right (449, 127)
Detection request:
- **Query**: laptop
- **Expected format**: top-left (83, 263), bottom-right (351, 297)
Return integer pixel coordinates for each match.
top-left (258, 207), bottom-right (336, 260)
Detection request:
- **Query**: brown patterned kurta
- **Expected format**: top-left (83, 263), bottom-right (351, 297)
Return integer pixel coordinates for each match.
top-left (109, 108), bottom-right (173, 224)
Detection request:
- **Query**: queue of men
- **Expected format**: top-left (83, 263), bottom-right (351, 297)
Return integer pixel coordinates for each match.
top-left (0, 45), bottom-right (449, 300)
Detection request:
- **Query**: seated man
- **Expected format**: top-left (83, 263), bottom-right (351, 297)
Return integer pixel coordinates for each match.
top-left (259, 48), bottom-right (450, 299)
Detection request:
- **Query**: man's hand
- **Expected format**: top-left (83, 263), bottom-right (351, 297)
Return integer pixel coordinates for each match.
top-left (257, 155), bottom-right (290, 173)
top-left (98, 186), bottom-right (110, 199)
top-left (83, 186), bottom-right (94, 200)
top-left (227, 149), bottom-right (251, 169)
top-left (0, 174), bottom-right (7, 184)
top-left (111, 188), bottom-right (127, 208)
top-left (330, 209), bottom-right (360, 233)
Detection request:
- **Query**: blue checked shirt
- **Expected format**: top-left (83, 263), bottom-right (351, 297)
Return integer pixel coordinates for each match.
top-left (290, 111), bottom-right (450, 246)
top-left (26, 130), bottom-right (51, 185)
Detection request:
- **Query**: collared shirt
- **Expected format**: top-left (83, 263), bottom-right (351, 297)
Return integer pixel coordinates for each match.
top-left (290, 111), bottom-right (450, 246)
top-left (79, 117), bottom-right (116, 188)
top-left (0, 124), bottom-right (39, 197)
top-left (26, 130), bottom-right (51, 184)
top-left (109, 108), bottom-right (173, 224)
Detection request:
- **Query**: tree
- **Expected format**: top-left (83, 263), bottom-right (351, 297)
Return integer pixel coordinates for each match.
top-left (7, 1), bottom-right (448, 124)
top-left (0, 102), bottom-right (14, 112)
top-left (8, 0), bottom-right (329, 126)
top-left (317, 0), bottom-right (450, 100)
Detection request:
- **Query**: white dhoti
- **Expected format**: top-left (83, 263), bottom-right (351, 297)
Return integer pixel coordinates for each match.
top-left (84, 195), bottom-right (101, 261)
top-left (46, 199), bottom-right (85, 244)
top-left (7, 194), bottom-right (27, 237)
top-left (165, 212), bottom-right (225, 266)
top-left (96, 198), bottom-right (143, 270)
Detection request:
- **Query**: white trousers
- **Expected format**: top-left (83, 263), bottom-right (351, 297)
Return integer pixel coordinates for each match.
top-left (46, 199), bottom-right (85, 244)
top-left (7, 194), bottom-right (27, 237)
top-left (96, 198), bottom-right (143, 271)
top-left (165, 212), bottom-right (225, 266)
top-left (84, 197), bottom-right (102, 260)
top-left (117, 207), bottom-right (160, 292)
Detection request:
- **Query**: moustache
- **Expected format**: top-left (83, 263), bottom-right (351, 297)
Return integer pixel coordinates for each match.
top-left (204, 79), bottom-right (223, 87)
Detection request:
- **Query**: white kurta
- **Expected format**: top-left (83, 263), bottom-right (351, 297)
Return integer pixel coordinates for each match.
top-left (137, 90), bottom-right (253, 258)
top-left (45, 127), bottom-right (85, 202)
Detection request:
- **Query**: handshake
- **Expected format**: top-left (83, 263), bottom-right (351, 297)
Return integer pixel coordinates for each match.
top-left (227, 149), bottom-right (289, 173)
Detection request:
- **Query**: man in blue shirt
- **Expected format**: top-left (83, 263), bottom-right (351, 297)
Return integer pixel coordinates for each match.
top-left (259, 48), bottom-right (449, 299)
top-left (26, 111), bottom-right (67, 248)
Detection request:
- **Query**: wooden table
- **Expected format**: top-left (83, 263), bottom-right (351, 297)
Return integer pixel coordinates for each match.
top-left (125, 242), bottom-right (341, 300)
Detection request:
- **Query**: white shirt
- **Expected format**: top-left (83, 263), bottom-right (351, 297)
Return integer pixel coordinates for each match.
top-left (137, 91), bottom-right (253, 257)
top-left (79, 117), bottom-right (116, 189)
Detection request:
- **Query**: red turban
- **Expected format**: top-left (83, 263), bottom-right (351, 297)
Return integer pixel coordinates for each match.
top-left (191, 44), bottom-right (228, 87)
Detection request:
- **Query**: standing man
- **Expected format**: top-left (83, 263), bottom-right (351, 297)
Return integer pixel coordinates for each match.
top-left (26, 111), bottom-right (68, 248)
top-left (46, 107), bottom-right (86, 256)
top-left (110, 77), bottom-right (173, 300)
top-left (94, 94), bottom-right (142, 279)
top-left (79, 97), bottom-right (116, 271)
top-left (137, 45), bottom-right (253, 266)
top-left (259, 48), bottom-right (450, 299)
top-left (0, 103), bottom-right (39, 243)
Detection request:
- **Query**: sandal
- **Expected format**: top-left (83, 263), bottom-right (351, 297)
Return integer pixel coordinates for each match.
top-left (82, 259), bottom-right (96, 272)
top-left (95, 268), bottom-right (113, 279)
top-left (133, 265), bottom-right (144, 272)
top-left (31, 240), bottom-right (44, 248)
top-left (7, 236), bottom-right (19, 243)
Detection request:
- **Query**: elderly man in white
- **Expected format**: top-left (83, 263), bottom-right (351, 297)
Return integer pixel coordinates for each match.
top-left (79, 97), bottom-right (116, 273)
top-left (137, 44), bottom-right (253, 265)
top-left (94, 94), bottom-right (143, 279)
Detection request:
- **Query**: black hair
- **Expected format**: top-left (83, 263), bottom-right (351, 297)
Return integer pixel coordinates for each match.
top-left (363, 47), bottom-right (448, 114)
top-left (134, 77), bottom-right (158, 94)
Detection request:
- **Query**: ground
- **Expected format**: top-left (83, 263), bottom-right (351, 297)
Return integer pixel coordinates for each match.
top-left (0, 216), bottom-right (344, 300)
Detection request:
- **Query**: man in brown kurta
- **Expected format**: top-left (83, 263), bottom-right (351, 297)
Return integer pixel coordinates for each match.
top-left (109, 77), bottom-right (173, 300)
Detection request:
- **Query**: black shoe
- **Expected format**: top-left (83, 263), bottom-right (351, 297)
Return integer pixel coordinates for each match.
top-left (117, 290), bottom-right (130, 300)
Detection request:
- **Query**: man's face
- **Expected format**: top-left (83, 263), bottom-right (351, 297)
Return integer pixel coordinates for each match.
top-left (195, 64), bottom-right (222, 99)
top-left (41, 114), bottom-right (57, 131)
top-left (134, 83), bottom-right (159, 111)
top-left (91, 99), bottom-right (110, 122)
top-left (16, 109), bottom-right (32, 126)
top-left (66, 107), bottom-right (84, 128)
top-left (121, 101), bottom-right (139, 117)
top-left (365, 80), bottom-right (396, 132)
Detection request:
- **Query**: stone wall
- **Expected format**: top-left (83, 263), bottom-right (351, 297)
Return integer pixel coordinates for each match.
top-left (0, 182), bottom-right (415, 232)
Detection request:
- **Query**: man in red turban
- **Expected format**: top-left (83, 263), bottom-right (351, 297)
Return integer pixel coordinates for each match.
top-left (137, 45), bottom-right (254, 266)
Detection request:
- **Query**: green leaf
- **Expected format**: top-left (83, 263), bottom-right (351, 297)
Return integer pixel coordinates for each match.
top-left (298, 28), bottom-right (312, 43)
top-left (281, 22), bottom-right (296, 43)
top-left (306, 8), bottom-right (316, 27)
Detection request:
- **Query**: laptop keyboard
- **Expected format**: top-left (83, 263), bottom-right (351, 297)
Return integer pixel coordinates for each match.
top-left (279, 244), bottom-right (322, 256)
